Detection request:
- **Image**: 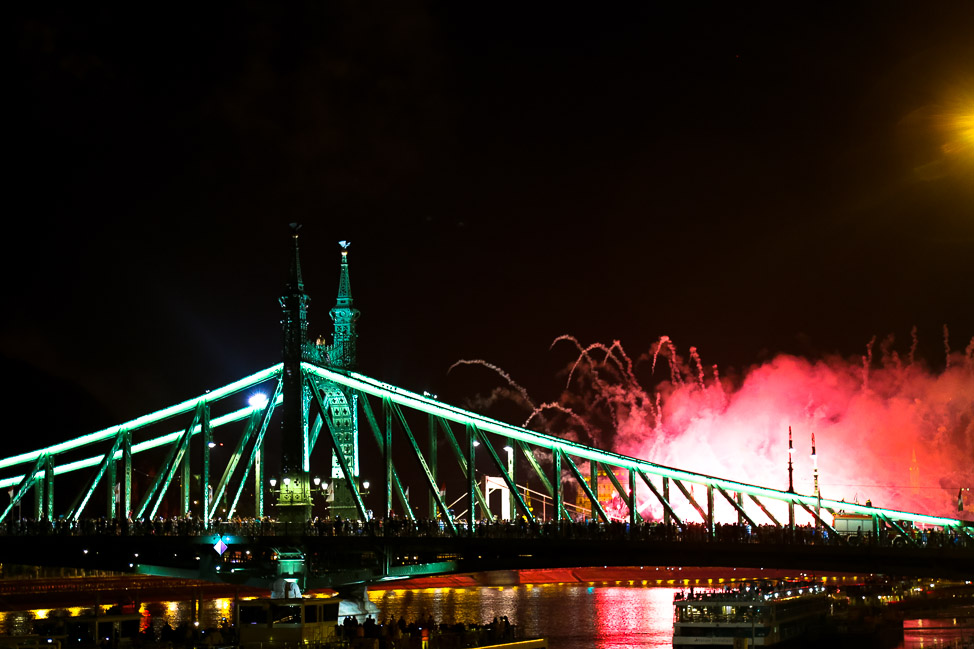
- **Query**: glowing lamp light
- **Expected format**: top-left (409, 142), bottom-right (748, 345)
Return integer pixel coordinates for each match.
top-left (472, 440), bottom-right (481, 447)
top-left (313, 477), bottom-right (321, 486)
top-left (248, 393), bottom-right (269, 409)
top-left (503, 445), bottom-right (514, 452)
top-left (269, 478), bottom-right (277, 488)
top-left (283, 477), bottom-right (290, 486)
top-left (207, 441), bottom-right (216, 448)
top-left (362, 481), bottom-right (370, 490)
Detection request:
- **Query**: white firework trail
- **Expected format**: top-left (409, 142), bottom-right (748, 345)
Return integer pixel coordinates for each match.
top-left (524, 402), bottom-right (598, 440)
top-left (447, 359), bottom-right (536, 411)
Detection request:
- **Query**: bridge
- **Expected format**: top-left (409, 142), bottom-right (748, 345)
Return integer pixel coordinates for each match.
top-left (2, 227), bottom-right (972, 594)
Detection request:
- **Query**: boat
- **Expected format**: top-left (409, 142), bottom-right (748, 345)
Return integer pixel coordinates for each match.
top-left (237, 592), bottom-right (342, 648)
top-left (673, 581), bottom-right (829, 647)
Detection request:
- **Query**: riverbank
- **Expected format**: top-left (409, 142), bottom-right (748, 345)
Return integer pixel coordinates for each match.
top-left (367, 565), bottom-right (867, 590)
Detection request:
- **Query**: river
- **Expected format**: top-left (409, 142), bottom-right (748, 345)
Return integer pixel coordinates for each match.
top-left (2, 584), bottom-right (971, 648)
top-left (368, 583), bottom-right (973, 648)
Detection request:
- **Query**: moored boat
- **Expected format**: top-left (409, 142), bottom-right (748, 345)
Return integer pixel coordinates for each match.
top-left (673, 581), bottom-right (828, 647)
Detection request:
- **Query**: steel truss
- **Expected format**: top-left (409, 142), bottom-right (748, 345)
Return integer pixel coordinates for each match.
top-left (1, 362), bottom-right (970, 543)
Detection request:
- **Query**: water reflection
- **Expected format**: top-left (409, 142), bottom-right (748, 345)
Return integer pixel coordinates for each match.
top-left (0, 599), bottom-right (234, 639)
top-left (370, 583), bottom-right (680, 649)
top-left (2, 586), bottom-right (970, 649)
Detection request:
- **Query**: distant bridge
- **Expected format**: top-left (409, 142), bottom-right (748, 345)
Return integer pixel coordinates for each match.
top-left (2, 229), bottom-right (971, 589)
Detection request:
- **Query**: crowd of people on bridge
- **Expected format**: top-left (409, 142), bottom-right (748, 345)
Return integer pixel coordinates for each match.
top-left (2, 513), bottom-right (971, 550)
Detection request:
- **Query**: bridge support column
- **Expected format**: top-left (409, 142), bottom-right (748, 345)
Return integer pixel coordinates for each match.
top-left (628, 469), bottom-right (637, 532)
top-left (706, 485), bottom-right (715, 539)
top-left (467, 425), bottom-right (476, 535)
top-left (553, 450), bottom-right (562, 532)
top-left (181, 442), bottom-right (190, 518)
top-left (788, 501), bottom-right (795, 533)
top-left (33, 472), bottom-right (44, 521)
top-left (736, 492), bottom-right (744, 527)
top-left (203, 405), bottom-right (211, 528)
top-left (590, 461), bottom-right (598, 521)
top-left (45, 456), bottom-right (54, 522)
top-left (123, 431), bottom-right (132, 520)
top-left (506, 438), bottom-right (515, 521)
top-left (107, 452), bottom-right (117, 520)
top-left (662, 478), bottom-right (671, 526)
top-left (255, 440), bottom-right (265, 519)
top-left (429, 416), bottom-right (438, 520)
top-left (384, 400), bottom-right (393, 520)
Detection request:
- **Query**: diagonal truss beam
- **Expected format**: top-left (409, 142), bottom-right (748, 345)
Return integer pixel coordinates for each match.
top-left (309, 381), bottom-right (368, 522)
top-left (514, 440), bottom-right (570, 521)
top-left (0, 396), bottom-right (284, 491)
top-left (227, 392), bottom-right (279, 520)
top-left (748, 494), bottom-right (782, 527)
top-left (717, 486), bottom-right (759, 530)
top-left (69, 432), bottom-right (126, 521)
top-left (148, 402), bottom-right (205, 520)
top-left (672, 479), bottom-right (708, 524)
top-left (357, 394), bottom-right (414, 520)
top-left (880, 514), bottom-right (920, 547)
top-left (0, 454), bottom-right (47, 523)
top-left (309, 415), bottom-right (323, 455)
top-left (471, 426), bottom-right (536, 527)
top-left (797, 501), bottom-right (845, 544)
top-left (561, 451), bottom-right (609, 524)
top-left (638, 470), bottom-right (685, 530)
top-left (436, 418), bottom-right (491, 521)
top-left (300, 363), bottom-right (969, 531)
top-left (601, 463), bottom-right (643, 524)
top-left (0, 365), bottom-right (283, 472)
top-left (209, 380), bottom-right (281, 520)
top-left (388, 401), bottom-right (457, 534)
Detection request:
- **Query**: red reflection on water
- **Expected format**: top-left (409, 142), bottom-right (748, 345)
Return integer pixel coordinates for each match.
top-left (592, 587), bottom-right (678, 649)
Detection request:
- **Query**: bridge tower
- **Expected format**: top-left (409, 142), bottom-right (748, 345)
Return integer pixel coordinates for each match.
top-left (317, 241), bottom-right (362, 520)
top-left (277, 224), bottom-right (314, 524)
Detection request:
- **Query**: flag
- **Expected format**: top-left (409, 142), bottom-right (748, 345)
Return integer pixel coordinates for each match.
top-left (959, 489), bottom-right (964, 512)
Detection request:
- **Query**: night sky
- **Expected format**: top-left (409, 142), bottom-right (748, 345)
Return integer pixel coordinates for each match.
top-left (6, 3), bottom-right (974, 455)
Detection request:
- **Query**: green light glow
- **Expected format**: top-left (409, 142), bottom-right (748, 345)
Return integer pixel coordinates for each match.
top-left (0, 365), bottom-right (282, 471)
top-left (303, 363), bottom-right (969, 530)
top-left (0, 394), bottom-right (283, 490)
top-left (2, 358), bottom-right (968, 532)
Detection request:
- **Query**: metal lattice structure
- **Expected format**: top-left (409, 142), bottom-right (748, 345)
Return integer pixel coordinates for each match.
top-left (2, 228), bottom-right (971, 556)
top-left (2, 362), bottom-right (972, 543)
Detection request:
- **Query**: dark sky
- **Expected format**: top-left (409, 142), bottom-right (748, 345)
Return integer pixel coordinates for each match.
top-left (5, 2), bottom-right (974, 450)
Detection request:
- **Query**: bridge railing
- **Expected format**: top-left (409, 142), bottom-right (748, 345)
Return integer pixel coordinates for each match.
top-left (2, 516), bottom-right (971, 551)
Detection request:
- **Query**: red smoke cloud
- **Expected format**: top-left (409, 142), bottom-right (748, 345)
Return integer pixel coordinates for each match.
top-left (456, 331), bottom-right (974, 523)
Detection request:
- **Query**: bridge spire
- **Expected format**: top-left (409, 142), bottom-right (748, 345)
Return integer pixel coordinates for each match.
top-left (327, 241), bottom-right (360, 368)
top-left (278, 223), bottom-right (312, 523)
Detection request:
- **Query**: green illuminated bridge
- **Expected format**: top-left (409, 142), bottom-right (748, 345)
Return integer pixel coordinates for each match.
top-left (1, 228), bottom-right (972, 591)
